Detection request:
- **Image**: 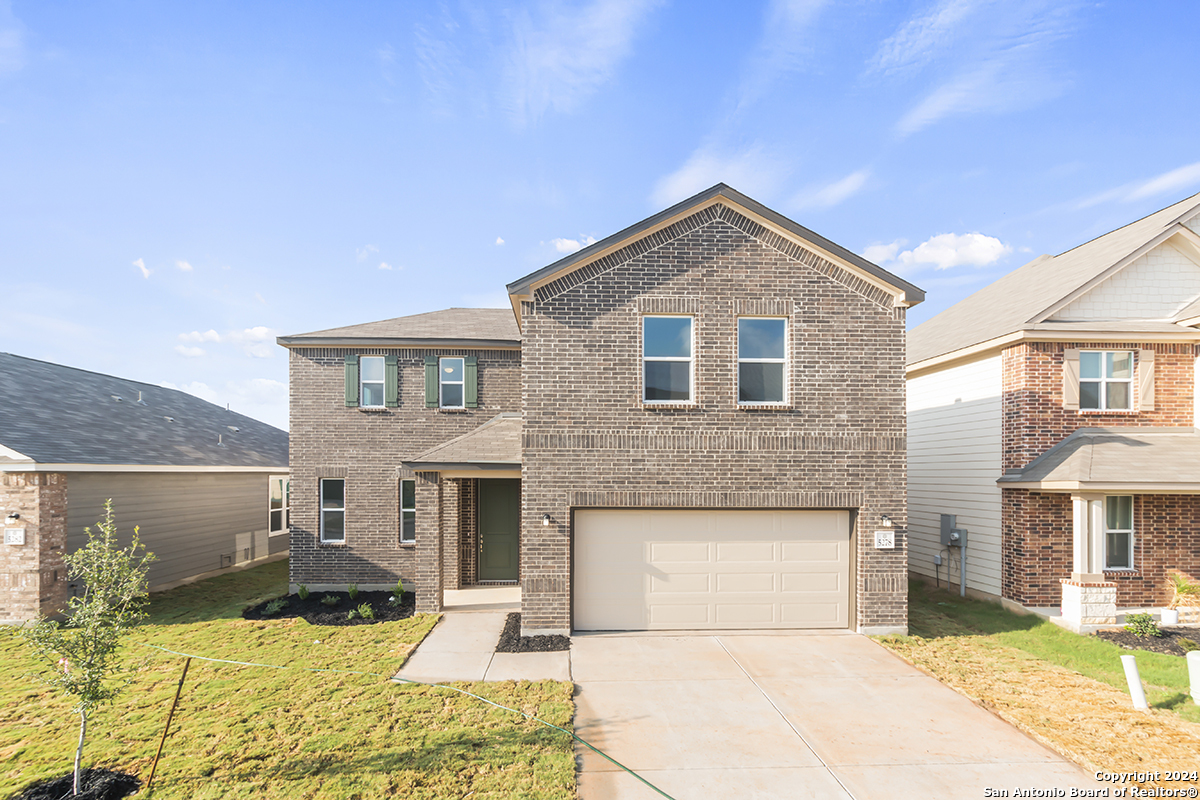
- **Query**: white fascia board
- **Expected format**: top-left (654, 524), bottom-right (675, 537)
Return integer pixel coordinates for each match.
top-left (0, 463), bottom-right (288, 474)
top-left (998, 480), bottom-right (1200, 494)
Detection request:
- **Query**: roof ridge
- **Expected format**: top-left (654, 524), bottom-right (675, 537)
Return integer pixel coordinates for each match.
top-left (1053, 190), bottom-right (1200, 260)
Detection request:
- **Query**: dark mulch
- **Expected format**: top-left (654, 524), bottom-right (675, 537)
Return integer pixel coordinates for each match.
top-left (242, 590), bottom-right (415, 626)
top-left (1094, 626), bottom-right (1200, 657)
top-left (13, 768), bottom-right (140, 800)
top-left (496, 612), bottom-right (571, 653)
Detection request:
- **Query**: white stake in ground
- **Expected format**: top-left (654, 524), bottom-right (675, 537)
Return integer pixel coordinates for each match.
top-left (1120, 655), bottom-right (1149, 711)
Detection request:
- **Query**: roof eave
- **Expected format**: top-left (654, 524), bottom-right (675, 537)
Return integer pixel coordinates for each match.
top-left (277, 336), bottom-right (521, 349)
top-left (996, 478), bottom-right (1200, 493)
top-left (399, 461), bottom-right (521, 472)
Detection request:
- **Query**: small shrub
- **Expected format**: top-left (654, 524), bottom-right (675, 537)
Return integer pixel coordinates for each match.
top-left (263, 598), bottom-right (289, 616)
top-left (1179, 637), bottom-right (1199, 653)
top-left (1169, 572), bottom-right (1200, 608)
top-left (320, 595), bottom-right (340, 607)
top-left (297, 585), bottom-right (310, 600)
top-left (347, 583), bottom-right (359, 600)
top-left (357, 603), bottom-right (375, 620)
top-left (346, 607), bottom-right (359, 621)
top-left (1124, 612), bottom-right (1162, 638)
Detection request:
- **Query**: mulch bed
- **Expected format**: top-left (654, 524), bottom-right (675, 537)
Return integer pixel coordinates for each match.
top-left (496, 612), bottom-right (571, 653)
top-left (242, 590), bottom-right (415, 626)
top-left (1094, 625), bottom-right (1200, 657)
top-left (14, 768), bottom-right (140, 800)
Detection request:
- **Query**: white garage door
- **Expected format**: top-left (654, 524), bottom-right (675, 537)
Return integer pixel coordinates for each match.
top-left (573, 509), bottom-right (851, 631)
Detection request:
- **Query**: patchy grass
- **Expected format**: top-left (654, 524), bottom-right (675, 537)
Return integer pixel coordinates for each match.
top-left (1, 560), bottom-right (576, 799)
top-left (877, 581), bottom-right (1200, 784)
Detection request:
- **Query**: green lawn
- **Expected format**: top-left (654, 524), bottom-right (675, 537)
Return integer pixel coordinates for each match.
top-left (900, 581), bottom-right (1199, 722)
top-left (1, 560), bottom-right (576, 799)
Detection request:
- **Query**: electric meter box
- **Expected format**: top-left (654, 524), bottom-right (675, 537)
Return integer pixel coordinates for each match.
top-left (940, 513), bottom-right (968, 548)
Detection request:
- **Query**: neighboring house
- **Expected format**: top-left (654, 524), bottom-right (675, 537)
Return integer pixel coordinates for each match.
top-left (907, 192), bottom-right (1200, 629)
top-left (280, 184), bottom-right (924, 635)
top-left (0, 353), bottom-right (290, 624)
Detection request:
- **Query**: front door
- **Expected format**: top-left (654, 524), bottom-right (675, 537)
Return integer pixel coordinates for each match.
top-left (478, 479), bottom-right (520, 582)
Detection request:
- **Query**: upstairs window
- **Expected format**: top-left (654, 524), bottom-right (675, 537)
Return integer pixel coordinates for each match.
top-left (359, 356), bottom-right (385, 407)
top-left (1105, 495), bottom-right (1133, 569)
top-left (320, 479), bottom-right (345, 543)
top-left (440, 357), bottom-right (465, 408)
top-left (643, 316), bottom-right (693, 403)
top-left (400, 479), bottom-right (416, 544)
top-left (1080, 351), bottom-right (1132, 410)
top-left (738, 318), bottom-right (787, 404)
top-left (269, 475), bottom-right (289, 535)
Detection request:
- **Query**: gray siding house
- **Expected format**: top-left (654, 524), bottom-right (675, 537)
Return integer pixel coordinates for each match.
top-left (281, 185), bottom-right (923, 635)
top-left (0, 353), bottom-right (289, 624)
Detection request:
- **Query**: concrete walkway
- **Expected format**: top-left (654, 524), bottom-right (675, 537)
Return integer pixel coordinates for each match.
top-left (395, 586), bottom-right (571, 683)
top-left (572, 632), bottom-right (1107, 799)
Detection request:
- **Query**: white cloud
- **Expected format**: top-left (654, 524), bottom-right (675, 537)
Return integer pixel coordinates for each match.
top-left (737, 0), bottom-right (828, 108)
top-left (867, 0), bottom-right (980, 78)
top-left (255, 292), bottom-right (267, 305)
top-left (0, 1), bottom-right (25, 77)
top-left (893, 232), bottom-right (1011, 270)
top-left (651, 145), bottom-right (789, 208)
top-left (1074, 161), bottom-right (1200, 210)
top-left (356, 244), bottom-right (379, 262)
top-left (176, 260), bottom-right (193, 272)
top-left (503, 0), bottom-right (664, 127)
top-left (862, 240), bottom-right (905, 264)
top-left (133, 258), bottom-right (150, 279)
top-left (550, 235), bottom-right (597, 254)
top-left (225, 326), bottom-right (277, 358)
top-left (174, 345), bottom-right (206, 358)
top-left (791, 169), bottom-right (870, 211)
top-left (495, 237), bottom-right (505, 246)
top-left (179, 329), bottom-right (221, 343)
top-left (378, 262), bottom-right (395, 270)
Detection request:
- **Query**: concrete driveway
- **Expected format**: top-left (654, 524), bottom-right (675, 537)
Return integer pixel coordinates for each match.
top-left (572, 632), bottom-right (1106, 799)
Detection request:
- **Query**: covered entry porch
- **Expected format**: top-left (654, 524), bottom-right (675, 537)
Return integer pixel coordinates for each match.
top-left (403, 413), bottom-right (522, 613)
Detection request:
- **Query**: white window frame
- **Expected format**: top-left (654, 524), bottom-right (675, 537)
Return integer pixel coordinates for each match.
top-left (1104, 495), bottom-right (1134, 570)
top-left (359, 355), bottom-right (385, 408)
top-left (400, 478), bottom-right (416, 544)
top-left (737, 316), bottom-right (788, 406)
top-left (439, 357), bottom-right (465, 409)
top-left (642, 315), bottom-right (694, 404)
top-left (1080, 350), bottom-right (1133, 411)
top-left (320, 478), bottom-right (346, 544)
top-left (268, 475), bottom-right (289, 536)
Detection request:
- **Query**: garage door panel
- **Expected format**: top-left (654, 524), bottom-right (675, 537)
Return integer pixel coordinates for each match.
top-left (575, 509), bottom-right (850, 631)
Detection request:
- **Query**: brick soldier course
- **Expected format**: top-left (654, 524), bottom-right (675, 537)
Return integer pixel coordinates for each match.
top-left (280, 184), bottom-right (924, 634)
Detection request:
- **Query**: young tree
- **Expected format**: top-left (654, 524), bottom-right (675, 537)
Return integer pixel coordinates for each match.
top-left (22, 500), bottom-right (155, 796)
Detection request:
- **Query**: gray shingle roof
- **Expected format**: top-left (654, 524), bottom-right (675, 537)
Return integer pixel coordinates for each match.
top-left (278, 308), bottom-right (520, 347)
top-left (997, 427), bottom-right (1200, 489)
top-left (0, 353), bottom-right (288, 468)
top-left (403, 413), bottom-right (521, 468)
top-left (909, 192), bottom-right (1200, 365)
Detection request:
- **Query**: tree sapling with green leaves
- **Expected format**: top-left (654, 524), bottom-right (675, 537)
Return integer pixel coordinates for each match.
top-left (20, 500), bottom-right (155, 796)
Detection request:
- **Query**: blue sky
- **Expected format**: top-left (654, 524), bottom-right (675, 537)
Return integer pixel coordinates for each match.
top-left (3, 1), bottom-right (1199, 430)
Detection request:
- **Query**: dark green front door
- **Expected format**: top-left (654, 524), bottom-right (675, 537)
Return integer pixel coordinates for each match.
top-left (478, 479), bottom-right (520, 582)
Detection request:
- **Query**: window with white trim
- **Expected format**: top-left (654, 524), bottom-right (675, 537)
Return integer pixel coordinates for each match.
top-left (359, 356), bottom-right (385, 407)
top-left (738, 317), bottom-right (786, 404)
top-left (400, 479), bottom-right (415, 544)
top-left (269, 475), bottom-right (289, 535)
top-left (320, 479), bottom-right (345, 543)
top-left (1080, 351), bottom-right (1132, 410)
top-left (1105, 495), bottom-right (1133, 569)
top-left (440, 357), bottom-right (465, 408)
top-left (643, 316), bottom-right (693, 402)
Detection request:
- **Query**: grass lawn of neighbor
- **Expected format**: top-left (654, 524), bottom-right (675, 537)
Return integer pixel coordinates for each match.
top-left (877, 581), bottom-right (1200, 789)
top-left (1, 559), bottom-right (576, 799)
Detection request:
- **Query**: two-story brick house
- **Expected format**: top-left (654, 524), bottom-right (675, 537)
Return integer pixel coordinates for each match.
top-left (281, 184), bottom-right (924, 635)
top-left (907, 192), bottom-right (1200, 629)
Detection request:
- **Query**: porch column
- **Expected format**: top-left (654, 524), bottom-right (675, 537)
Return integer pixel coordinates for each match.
top-left (415, 471), bottom-right (444, 613)
top-left (1062, 492), bottom-right (1116, 630)
top-left (442, 479), bottom-right (461, 591)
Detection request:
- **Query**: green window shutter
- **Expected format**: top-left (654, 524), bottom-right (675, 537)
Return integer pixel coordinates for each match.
top-left (385, 353), bottom-right (399, 408)
top-left (424, 356), bottom-right (439, 408)
top-left (344, 355), bottom-right (359, 407)
top-left (465, 356), bottom-right (478, 408)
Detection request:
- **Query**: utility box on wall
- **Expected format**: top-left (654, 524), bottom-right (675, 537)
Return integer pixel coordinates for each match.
top-left (940, 513), bottom-right (967, 548)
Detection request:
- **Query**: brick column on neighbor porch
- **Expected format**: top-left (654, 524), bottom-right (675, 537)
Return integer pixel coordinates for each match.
top-left (414, 471), bottom-right (443, 613)
top-left (441, 478), bottom-right (461, 591)
top-left (0, 472), bottom-right (69, 624)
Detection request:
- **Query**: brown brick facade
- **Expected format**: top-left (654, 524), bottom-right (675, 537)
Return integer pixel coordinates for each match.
top-left (287, 347), bottom-right (519, 591)
top-left (519, 207), bottom-right (909, 633)
top-left (0, 472), bottom-right (69, 622)
top-left (1000, 341), bottom-right (1199, 607)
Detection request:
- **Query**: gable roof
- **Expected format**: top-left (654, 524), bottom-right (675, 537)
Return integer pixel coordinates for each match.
top-left (401, 413), bottom-right (521, 470)
top-left (909, 192), bottom-right (1200, 367)
top-left (277, 308), bottom-right (520, 348)
top-left (0, 352), bottom-right (288, 470)
top-left (997, 427), bottom-right (1200, 492)
top-left (506, 183), bottom-right (925, 326)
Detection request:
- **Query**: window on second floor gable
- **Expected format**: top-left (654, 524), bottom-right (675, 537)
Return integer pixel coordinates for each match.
top-left (643, 316), bottom-right (693, 403)
top-left (360, 356), bottom-right (385, 407)
top-left (738, 318), bottom-right (787, 404)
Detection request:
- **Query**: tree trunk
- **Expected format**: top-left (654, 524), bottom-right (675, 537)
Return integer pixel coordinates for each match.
top-left (73, 710), bottom-right (87, 796)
